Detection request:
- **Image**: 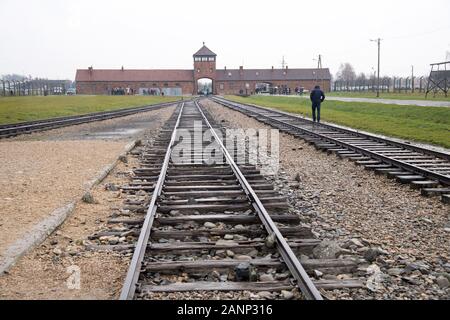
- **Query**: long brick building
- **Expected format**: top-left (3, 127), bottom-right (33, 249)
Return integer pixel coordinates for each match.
top-left (75, 44), bottom-right (331, 96)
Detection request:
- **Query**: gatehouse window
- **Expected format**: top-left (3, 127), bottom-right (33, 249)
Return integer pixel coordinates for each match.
top-left (164, 83), bottom-right (168, 87)
top-left (176, 83), bottom-right (180, 86)
top-left (153, 83), bottom-right (157, 86)
top-left (208, 57), bottom-right (215, 61)
top-left (219, 83), bottom-right (224, 90)
top-left (228, 72), bottom-right (232, 77)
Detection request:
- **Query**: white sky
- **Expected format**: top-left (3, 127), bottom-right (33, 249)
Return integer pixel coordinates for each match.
top-left (1, 0), bottom-right (449, 80)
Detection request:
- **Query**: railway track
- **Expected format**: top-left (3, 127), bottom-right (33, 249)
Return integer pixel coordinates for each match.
top-left (0, 100), bottom-right (181, 139)
top-left (117, 100), bottom-right (363, 300)
top-left (211, 96), bottom-right (450, 204)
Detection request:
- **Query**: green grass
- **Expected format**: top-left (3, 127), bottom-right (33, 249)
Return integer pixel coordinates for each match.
top-left (225, 95), bottom-right (450, 149)
top-left (327, 91), bottom-right (450, 101)
top-left (0, 95), bottom-right (180, 124)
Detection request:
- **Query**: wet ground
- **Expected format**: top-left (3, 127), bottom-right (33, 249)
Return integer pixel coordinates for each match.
top-left (41, 112), bottom-right (167, 141)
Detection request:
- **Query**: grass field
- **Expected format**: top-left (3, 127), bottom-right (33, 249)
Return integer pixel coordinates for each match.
top-left (225, 95), bottom-right (450, 149)
top-left (327, 91), bottom-right (450, 101)
top-left (0, 95), bottom-right (180, 124)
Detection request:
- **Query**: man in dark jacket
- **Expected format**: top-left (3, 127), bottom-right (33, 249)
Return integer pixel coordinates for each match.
top-left (310, 85), bottom-right (326, 123)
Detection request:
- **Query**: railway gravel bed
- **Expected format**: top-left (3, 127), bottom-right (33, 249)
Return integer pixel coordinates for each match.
top-left (202, 99), bottom-right (450, 300)
top-left (1, 99), bottom-right (448, 300)
top-left (84, 101), bottom-right (365, 301)
top-left (7, 106), bottom-right (176, 142)
top-left (0, 159), bottom-right (135, 299)
top-left (0, 107), bottom-right (174, 299)
top-left (0, 140), bottom-right (125, 256)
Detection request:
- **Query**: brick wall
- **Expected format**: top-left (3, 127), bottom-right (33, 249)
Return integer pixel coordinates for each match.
top-left (76, 79), bottom-right (330, 96)
top-left (76, 81), bottom-right (194, 96)
top-left (193, 60), bottom-right (216, 94)
top-left (216, 80), bottom-right (331, 95)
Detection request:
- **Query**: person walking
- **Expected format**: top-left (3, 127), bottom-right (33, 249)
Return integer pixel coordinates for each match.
top-left (310, 85), bottom-right (325, 123)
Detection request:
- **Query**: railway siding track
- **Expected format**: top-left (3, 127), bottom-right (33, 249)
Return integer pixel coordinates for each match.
top-left (211, 97), bottom-right (450, 204)
top-left (0, 100), bottom-right (180, 139)
top-left (106, 100), bottom-right (366, 300)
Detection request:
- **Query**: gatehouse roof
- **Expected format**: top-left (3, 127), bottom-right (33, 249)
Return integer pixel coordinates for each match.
top-left (193, 44), bottom-right (217, 57)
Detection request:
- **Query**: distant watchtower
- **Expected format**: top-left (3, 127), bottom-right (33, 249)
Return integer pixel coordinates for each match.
top-left (193, 43), bottom-right (217, 95)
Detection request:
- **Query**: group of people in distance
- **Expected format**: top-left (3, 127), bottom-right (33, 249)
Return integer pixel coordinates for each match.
top-left (111, 87), bottom-right (134, 95)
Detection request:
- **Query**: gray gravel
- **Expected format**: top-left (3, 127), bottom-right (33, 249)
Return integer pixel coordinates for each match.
top-left (203, 99), bottom-right (450, 300)
top-left (9, 106), bottom-right (177, 142)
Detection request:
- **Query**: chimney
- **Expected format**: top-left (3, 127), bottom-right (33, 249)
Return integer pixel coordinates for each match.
top-left (286, 66), bottom-right (288, 72)
top-left (121, 66), bottom-right (124, 71)
top-left (224, 66), bottom-right (227, 71)
top-left (239, 66), bottom-right (243, 76)
top-left (88, 66), bottom-right (93, 76)
top-left (271, 66), bottom-right (274, 72)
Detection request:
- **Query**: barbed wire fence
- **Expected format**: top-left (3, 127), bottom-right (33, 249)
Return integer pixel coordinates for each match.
top-left (332, 76), bottom-right (429, 94)
top-left (0, 79), bottom-right (72, 97)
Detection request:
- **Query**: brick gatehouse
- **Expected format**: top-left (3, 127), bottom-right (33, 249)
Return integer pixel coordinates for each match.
top-left (75, 44), bottom-right (331, 96)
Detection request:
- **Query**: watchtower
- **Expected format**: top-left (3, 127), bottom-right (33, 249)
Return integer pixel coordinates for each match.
top-left (426, 61), bottom-right (449, 98)
top-left (193, 43), bottom-right (216, 95)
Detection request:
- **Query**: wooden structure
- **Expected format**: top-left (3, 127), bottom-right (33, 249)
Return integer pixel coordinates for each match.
top-left (426, 61), bottom-right (449, 98)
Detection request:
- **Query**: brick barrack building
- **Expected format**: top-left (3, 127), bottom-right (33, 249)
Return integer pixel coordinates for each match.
top-left (75, 44), bottom-right (331, 96)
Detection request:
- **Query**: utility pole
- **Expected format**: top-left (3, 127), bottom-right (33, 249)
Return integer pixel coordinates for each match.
top-left (317, 54), bottom-right (323, 89)
top-left (371, 38), bottom-right (382, 97)
top-left (281, 56), bottom-right (286, 69)
top-left (313, 54), bottom-right (323, 86)
top-left (411, 65), bottom-right (414, 93)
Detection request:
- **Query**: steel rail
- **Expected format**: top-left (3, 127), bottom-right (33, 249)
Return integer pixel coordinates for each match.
top-left (0, 100), bottom-right (183, 138)
top-left (212, 96), bottom-right (450, 162)
top-left (195, 100), bottom-right (323, 300)
top-left (211, 97), bottom-right (450, 186)
top-left (120, 102), bottom-right (185, 300)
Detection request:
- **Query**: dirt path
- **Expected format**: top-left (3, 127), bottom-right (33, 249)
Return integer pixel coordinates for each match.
top-left (0, 106), bottom-right (175, 299)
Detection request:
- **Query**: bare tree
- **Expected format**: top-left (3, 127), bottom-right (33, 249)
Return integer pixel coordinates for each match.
top-left (355, 72), bottom-right (367, 90)
top-left (336, 63), bottom-right (356, 82)
top-left (1, 74), bottom-right (27, 81)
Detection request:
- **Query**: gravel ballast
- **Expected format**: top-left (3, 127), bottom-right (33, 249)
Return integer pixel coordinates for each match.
top-left (0, 106), bottom-right (175, 299)
top-left (202, 99), bottom-right (450, 300)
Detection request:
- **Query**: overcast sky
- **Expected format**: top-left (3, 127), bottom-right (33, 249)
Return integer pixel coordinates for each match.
top-left (1, 0), bottom-right (449, 80)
